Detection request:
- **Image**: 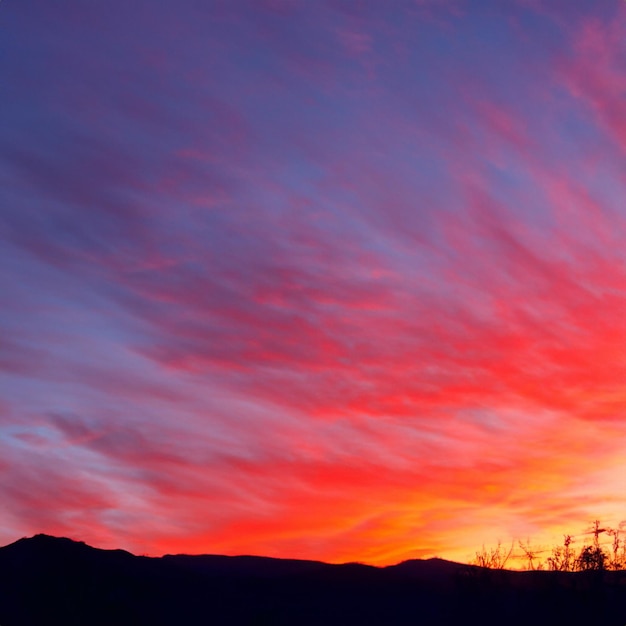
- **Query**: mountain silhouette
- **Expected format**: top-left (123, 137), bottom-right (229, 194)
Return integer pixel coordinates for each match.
top-left (1, 534), bottom-right (626, 625)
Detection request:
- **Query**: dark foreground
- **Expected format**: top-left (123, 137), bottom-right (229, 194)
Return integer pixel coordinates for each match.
top-left (2, 535), bottom-right (626, 626)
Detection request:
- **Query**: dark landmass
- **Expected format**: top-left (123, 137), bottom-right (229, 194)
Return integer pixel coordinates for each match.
top-left (2, 535), bottom-right (626, 625)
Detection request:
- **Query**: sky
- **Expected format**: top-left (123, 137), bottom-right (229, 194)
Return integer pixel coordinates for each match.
top-left (1, 0), bottom-right (626, 566)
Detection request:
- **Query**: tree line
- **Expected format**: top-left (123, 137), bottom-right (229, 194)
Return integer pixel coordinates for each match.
top-left (472, 520), bottom-right (626, 571)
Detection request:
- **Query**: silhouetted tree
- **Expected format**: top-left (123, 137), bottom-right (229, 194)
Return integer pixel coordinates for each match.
top-left (572, 520), bottom-right (608, 571)
top-left (605, 524), bottom-right (626, 570)
top-left (576, 545), bottom-right (607, 571)
top-left (472, 540), bottom-right (513, 569)
top-left (547, 535), bottom-right (575, 572)
top-left (518, 539), bottom-right (541, 570)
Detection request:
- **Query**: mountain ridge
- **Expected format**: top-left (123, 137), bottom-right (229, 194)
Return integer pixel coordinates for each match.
top-left (1, 534), bottom-right (625, 625)
top-left (3, 533), bottom-right (458, 569)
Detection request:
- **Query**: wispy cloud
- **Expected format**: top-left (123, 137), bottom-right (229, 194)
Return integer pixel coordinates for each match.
top-left (1, 0), bottom-right (625, 565)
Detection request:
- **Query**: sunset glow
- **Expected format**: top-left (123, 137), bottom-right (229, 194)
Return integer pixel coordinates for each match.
top-left (2, 0), bottom-right (626, 566)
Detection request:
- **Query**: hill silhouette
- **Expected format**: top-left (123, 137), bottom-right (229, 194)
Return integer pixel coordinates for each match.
top-left (2, 535), bottom-right (626, 625)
